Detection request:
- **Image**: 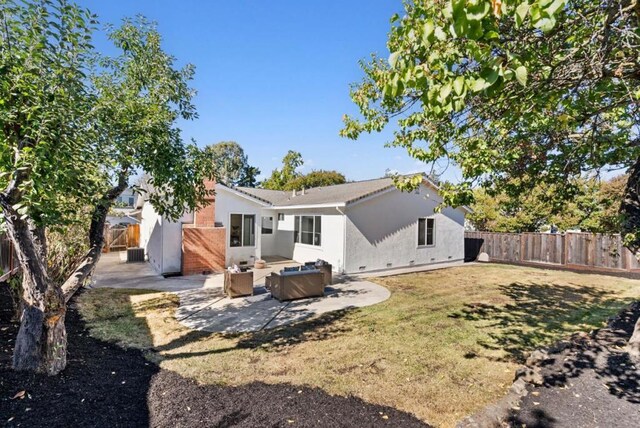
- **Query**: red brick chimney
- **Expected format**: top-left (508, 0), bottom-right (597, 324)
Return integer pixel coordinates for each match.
top-left (194, 179), bottom-right (216, 227)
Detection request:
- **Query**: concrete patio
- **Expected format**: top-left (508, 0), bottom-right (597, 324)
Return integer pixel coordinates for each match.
top-left (174, 279), bottom-right (391, 333)
top-left (93, 252), bottom-right (392, 333)
top-left (92, 252), bottom-right (300, 292)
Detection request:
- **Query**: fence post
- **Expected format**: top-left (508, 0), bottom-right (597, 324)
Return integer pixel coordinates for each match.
top-left (561, 233), bottom-right (567, 266)
top-left (519, 233), bottom-right (524, 262)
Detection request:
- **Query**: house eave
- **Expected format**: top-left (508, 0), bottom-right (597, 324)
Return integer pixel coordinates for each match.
top-left (270, 202), bottom-right (347, 210)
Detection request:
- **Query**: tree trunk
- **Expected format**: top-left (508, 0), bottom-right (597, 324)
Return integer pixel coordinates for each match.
top-left (61, 173), bottom-right (129, 301)
top-left (620, 155), bottom-right (640, 254)
top-left (6, 216), bottom-right (67, 375)
top-left (621, 156), bottom-right (640, 355)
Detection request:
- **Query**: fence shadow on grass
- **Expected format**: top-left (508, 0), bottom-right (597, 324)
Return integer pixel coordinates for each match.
top-left (449, 282), bottom-right (632, 362)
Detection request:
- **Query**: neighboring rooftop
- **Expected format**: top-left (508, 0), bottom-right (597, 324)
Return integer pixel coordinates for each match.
top-left (233, 175), bottom-right (437, 208)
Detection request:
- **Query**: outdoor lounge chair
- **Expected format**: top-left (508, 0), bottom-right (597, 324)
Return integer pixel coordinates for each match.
top-left (224, 270), bottom-right (254, 298)
top-left (268, 270), bottom-right (324, 301)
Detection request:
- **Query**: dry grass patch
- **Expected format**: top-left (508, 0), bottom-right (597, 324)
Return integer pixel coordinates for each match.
top-left (77, 264), bottom-right (640, 427)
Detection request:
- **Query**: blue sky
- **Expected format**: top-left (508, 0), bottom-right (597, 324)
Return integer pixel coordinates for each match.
top-left (77, 0), bottom-right (462, 183)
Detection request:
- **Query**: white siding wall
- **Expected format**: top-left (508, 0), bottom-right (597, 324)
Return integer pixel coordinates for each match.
top-left (139, 201), bottom-right (193, 274)
top-left (140, 202), bottom-right (163, 273)
top-left (344, 184), bottom-right (465, 273)
top-left (162, 216), bottom-right (186, 274)
top-left (214, 188), bottom-right (264, 266)
top-left (274, 208), bottom-right (345, 273)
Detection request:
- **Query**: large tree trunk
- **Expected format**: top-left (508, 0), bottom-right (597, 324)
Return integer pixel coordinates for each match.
top-left (6, 215), bottom-right (67, 375)
top-left (621, 156), bottom-right (640, 357)
top-left (620, 156), bottom-right (640, 254)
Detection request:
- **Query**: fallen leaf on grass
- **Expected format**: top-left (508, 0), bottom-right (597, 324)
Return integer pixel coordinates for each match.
top-left (382, 415), bottom-right (389, 420)
top-left (12, 390), bottom-right (26, 400)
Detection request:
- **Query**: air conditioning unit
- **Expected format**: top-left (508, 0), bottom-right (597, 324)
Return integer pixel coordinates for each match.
top-left (127, 247), bottom-right (145, 263)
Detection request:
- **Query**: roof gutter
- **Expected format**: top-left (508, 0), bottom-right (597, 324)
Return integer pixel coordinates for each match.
top-left (271, 202), bottom-right (346, 210)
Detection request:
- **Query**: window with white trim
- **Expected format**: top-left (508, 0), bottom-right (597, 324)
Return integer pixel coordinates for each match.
top-left (230, 214), bottom-right (255, 247)
top-left (418, 217), bottom-right (435, 246)
top-left (294, 215), bottom-right (321, 246)
top-left (261, 216), bottom-right (273, 234)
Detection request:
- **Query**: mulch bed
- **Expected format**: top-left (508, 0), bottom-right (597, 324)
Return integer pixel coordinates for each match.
top-left (0, 286), bottom-right (429, 427)
top-left (508, 302), bottom-right (640, 428)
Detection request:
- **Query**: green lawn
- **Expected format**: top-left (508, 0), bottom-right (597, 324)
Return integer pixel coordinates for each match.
top-left (78, 264), bottom-right (640, 427)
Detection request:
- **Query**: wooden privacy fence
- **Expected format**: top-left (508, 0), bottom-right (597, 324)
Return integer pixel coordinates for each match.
top-left (0, 232), bottom-right (18, 282)
top-left (104, 224), bottom-right (140, 252)
top-left (465, 231), bottom-right (640, 273)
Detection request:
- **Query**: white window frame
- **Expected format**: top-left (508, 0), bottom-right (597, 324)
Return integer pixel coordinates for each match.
top-left (229, 213), bottom-right (256, 248)
top-left (294, 215), bottom-right (322, 247)
top-left (261, 216), bottom-right (274, 235)
top-left (417, 217), bottom-right (436, 247)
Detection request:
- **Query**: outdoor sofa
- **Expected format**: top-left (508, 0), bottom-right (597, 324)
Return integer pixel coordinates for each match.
top-left (267, 268), bottom-right (325, 301)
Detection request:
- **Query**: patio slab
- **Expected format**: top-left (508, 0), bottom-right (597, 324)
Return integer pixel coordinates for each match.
top-left (174, 279), bottom-right (391, 333)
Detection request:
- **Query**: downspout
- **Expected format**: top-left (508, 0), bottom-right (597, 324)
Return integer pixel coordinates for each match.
top-left (336, 206), bottom-right (347, 274)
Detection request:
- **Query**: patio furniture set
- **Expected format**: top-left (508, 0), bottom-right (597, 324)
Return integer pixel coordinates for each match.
top-left (223, 261), bottom-right (332, 302)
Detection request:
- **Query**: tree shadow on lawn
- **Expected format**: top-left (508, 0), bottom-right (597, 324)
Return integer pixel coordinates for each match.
top-left (508, 302), bottom-right (640, 427)
top-left (154, 308), bottom-right (354, 360)
top-left (449, 281), bottom-right (633, 363)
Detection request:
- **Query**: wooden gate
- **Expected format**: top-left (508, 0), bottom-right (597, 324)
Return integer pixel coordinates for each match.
top-left (105, 226), bottom-right (128, 252)
top-left (127, 224), bottom-right (140, 248)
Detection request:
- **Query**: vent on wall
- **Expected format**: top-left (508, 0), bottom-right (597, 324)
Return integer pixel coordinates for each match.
top-left (359, 266), bottom-right (366, 271)
top-left (409, 260), bottom-right (415, 266)
top-left (386, 263), bottom-right (392, 268)
top-left (430, 257), bottom-right (435, 261)
top-left (448, 255), bottom-right (452, 259)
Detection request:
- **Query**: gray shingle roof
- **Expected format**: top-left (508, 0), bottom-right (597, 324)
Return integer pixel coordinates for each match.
top-left (234, 176), bottom-right (411, 207)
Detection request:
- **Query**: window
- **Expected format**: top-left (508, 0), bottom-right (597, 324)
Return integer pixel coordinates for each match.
top-left (230, 214), bottom-right (255, 247)
top-left (418, 217), bottom-right (435, 246)
top-left (277, 213), bottom-right (285, 221)
top-left (294, 215), bottom-right (321, 246)
top-left (128, 197), bottom-right (134, 206)
top-left (261, 216), bottom-right (273, 234)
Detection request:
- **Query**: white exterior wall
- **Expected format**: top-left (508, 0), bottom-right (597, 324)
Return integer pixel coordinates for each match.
top-left (344, 184), bottom-right (465, 274)
top-left (139, 201), bottom-right (193, 274)
top-left (259, 209), bottom-right (278, 256)
top-left (273, 208), bottom-right (345, 273)
top-left (214, 187), bottom-right (265, 266)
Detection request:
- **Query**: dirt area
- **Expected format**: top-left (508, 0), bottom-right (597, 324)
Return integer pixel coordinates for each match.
top-left (0, 286), bottom-right (428, 427)
top-left (508, 302), bottom-right (640, 428)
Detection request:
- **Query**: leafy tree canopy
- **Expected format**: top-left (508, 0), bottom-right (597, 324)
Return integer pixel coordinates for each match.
top-left (342, 0), bottom-right (640, 248)
top-left (261, 150), bottom-right (304, 190)
top-left (0, 0), bottom-right (216, 374)
top-left (285, 170), bottom-right (347, 191)
top-left (261, 151), bottom-right (347, 190)
top-left (203, 141), bottom-right (261, 187)
top-left (468, 176), bottom-right (626, 233)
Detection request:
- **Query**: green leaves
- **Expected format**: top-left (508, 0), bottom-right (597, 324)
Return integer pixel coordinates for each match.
top-left (466, 1), bottom-right (491, 21)
top-left (515, 2), bottom-right (530, 27)
top-left (389, 51), bottom-right (400, 68)
top-left (472, 68), bottom-right (499, 92)
top-left (343, 0), bottom-right (638, 224)
top-left (515, 66), bottom-right (528, 86)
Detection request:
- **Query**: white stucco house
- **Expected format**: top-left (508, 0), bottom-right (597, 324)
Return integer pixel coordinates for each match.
top-left (139, 175), bottom-right (470, 276)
